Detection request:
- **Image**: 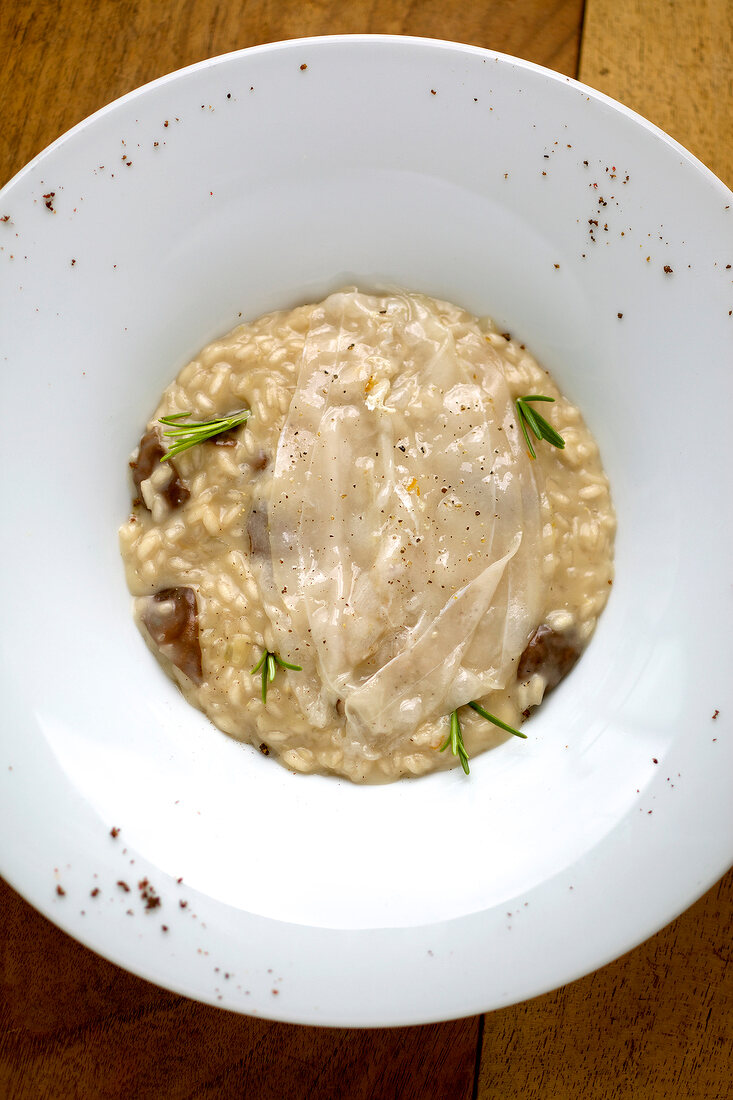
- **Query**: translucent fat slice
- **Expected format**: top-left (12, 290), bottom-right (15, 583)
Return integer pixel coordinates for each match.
top-left (257, 290), bottom-right (546, 750)
top-left (344, 533), bottom-right (521, 741)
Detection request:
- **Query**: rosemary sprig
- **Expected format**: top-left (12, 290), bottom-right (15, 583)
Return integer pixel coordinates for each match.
top-left (515, 395), bottom-right (565, 460)
top-left (251, 650), bottom-right (302, 704)
top-left (158, 409), bottom-right (251, 461)
top-left (440, 702), bottom-right (527, 775)
top-left (440, 710), bottom-right (471, 775)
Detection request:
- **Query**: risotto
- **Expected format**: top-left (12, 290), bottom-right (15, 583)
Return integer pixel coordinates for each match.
top-left (119, 289), bottom-right (615, 781)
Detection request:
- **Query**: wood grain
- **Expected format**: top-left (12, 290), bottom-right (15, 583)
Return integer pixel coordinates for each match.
top-left (0, 880), bottom-right (478, 1100)
top-left (2, 0), bottom-right (732, 1097)
top-left (0, 3), bottom-right (584, 1098)
top-left (3, 874), bottom-right (731, 1097)
top-left (478, 870), bottom-right (733, 1100)
top-left (0, 0), bottom-right (584, 189)
top-left (579, 0), bottom-right (733, 187)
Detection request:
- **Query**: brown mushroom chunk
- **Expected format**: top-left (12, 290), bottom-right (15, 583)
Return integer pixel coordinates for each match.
top-left (142, 587), bottom-right (202, 685)
top-left (131, 428), bottom-right (162, 489)
top-left (517, 625), bottom-right (581, 693)
top-left (247, 501), bottom-right (270, 558)
top-left (131, 428), bottom-right (190, 509)
top-left (249, 450), bottom-right (268, 471)
top-left (163, 475), bottom-right (190, 509)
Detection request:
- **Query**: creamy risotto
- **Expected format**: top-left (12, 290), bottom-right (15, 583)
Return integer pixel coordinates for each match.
top-left (119, 290), bottom-right (615, 781)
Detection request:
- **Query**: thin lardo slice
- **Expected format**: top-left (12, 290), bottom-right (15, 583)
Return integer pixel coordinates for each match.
top-left (252, 290), bottom-right (545, 757)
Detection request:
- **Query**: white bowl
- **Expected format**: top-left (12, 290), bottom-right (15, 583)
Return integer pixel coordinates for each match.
top-left (1, 35), bottom-right (731, 1026)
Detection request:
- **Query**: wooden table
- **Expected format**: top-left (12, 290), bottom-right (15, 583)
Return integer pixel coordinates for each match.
top-left (2, 3), bottom-right (731, 1096)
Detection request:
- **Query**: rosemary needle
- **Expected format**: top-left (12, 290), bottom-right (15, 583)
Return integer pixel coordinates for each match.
top-left (251, 650), bottom-right (302, 705)
top-left (158, 409), bottom-right (251, 461)
top-left (468, 701), bottom-right (527, 739)
top-left (515, 395), bottom-right (565, 460)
